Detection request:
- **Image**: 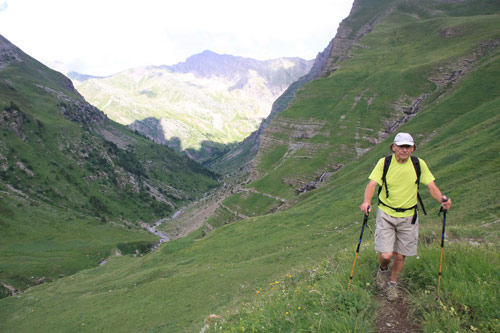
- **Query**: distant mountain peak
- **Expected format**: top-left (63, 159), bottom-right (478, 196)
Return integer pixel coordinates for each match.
top-left (197, 49), bottom-right (220, 57)
top-left (168, 50), bottom-right (249, 79)
top-left (168, 50), bottom-right (310, 81)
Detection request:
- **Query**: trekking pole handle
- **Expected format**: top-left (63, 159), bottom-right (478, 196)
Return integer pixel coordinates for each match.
top-left (357, 208), bottom-right (369, 249)
top-left (439, 197), bottom-right (449, 215)
top-left (365, 205), bottom-right (371, 217)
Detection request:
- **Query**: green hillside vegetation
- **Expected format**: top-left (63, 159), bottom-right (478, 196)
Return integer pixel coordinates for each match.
top-left (0, 36), bottom-right (219, 294)
top-left (0, 0), bottom-right (499, 332)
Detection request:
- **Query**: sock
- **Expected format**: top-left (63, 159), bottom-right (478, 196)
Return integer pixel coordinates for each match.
top-left (379, 265), bottom-right (388, 271)
top-left (388, 281), bottom-right (397, 286)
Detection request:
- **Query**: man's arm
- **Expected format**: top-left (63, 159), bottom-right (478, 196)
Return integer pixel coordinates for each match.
top-left (360, 180), bottom-right (378, 214)
top-left (427, 181), bottom-right (452, 210)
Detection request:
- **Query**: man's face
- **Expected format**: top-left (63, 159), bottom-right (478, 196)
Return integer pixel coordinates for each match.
top-left (392, 144), bottom-right (415, 162)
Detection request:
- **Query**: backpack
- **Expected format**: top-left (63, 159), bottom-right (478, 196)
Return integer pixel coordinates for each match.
top-left (378, 155), bottom-right (427, 223)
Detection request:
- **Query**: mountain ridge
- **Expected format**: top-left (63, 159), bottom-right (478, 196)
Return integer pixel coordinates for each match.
top-left (73, 51), bottom-right (313, 164)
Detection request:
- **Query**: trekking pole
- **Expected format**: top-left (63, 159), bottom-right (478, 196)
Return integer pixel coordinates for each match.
top-left (437, 198), bottom-right (449, 295)
top-left (348, 207), bottom-right (370, 290)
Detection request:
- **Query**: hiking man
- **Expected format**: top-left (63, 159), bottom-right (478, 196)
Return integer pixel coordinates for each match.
top-left (360, 132), bottom-right (452, 300)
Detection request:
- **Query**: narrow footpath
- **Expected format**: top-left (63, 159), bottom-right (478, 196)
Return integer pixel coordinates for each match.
top-left (375, 286), bottom-right (420, 332)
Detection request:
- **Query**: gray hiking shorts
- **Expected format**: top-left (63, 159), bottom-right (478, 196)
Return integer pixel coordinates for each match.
top-left (374, 209), bottom-right (419, 256)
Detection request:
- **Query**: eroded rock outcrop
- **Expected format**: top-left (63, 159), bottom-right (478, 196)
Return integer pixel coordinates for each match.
top-left (319, 0), bottom-right (396, 77)
top-left (0, 35), bottom-right (23, 70)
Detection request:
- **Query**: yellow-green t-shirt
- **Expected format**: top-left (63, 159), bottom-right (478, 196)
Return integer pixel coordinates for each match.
top-left (369, 155), bottom-right (435, 217)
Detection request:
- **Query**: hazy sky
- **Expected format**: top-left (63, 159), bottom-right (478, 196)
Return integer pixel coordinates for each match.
top-left (0, 0), bottom-right (354, 76)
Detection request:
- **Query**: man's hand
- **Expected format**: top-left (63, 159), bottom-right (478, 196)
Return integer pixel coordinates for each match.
top-left (360, 202), bottom-right (371, 215)
top-left (441, 196), bottom-right (452, 211)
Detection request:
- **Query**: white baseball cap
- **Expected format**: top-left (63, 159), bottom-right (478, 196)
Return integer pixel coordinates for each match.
top-left (393, 132), bottom-right (414, 146)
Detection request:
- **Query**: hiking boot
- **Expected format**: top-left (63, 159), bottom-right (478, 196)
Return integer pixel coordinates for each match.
top-left (386, 282), bottom-right (399, 301)
top-left (376, 267), bottom-right (390, 289)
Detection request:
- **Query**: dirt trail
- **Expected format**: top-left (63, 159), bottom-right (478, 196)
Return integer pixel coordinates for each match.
top-left (157, 183), bottom-right (235, 241)
top-left (375, 286), bottom-right (420, 332)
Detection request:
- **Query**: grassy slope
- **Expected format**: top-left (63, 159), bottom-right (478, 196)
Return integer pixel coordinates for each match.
top-left (1, 2), bottom-right (499, 332)
top-left (0, 39), bottom-right (219, 292)
top-left (218, 3), bottom-right (500, 223)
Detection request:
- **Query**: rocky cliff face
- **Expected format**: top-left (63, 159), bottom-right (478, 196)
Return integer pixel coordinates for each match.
top-left (0, 102), bottom-right (26, 140)
top-left (0, 35), bottom-right (23, 69)
top-left (319, 0), bottom-right (395, 77)
top-left (1, 35), bottom-right (107, 127)
top-left (34, 83), bottom-right (107, 126)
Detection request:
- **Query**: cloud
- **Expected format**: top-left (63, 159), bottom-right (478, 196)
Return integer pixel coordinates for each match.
top-left (0, 0), bottom-right (354, 76)
top-left (0, 1), bottom-right (8, 11)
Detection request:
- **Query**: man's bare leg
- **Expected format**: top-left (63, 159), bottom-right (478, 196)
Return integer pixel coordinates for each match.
top-left (379, 252), bottom-right (393, 269)
top-left (390, 252), bottom-right (405, 282)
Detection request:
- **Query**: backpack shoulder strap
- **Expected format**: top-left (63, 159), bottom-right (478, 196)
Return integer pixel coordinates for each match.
top-left (379, 155), bottom-right (392, 198)
top-left (411, 156), bottom-right (421, 185)
top-left (411, 156), bottom-right (427, 215)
